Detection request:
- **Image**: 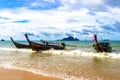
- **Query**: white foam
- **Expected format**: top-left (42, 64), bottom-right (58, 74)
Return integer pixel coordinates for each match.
top-left (0, 48), bottom-right (119, 58)
top-left (0, 47), bottom-right (33, 52)
top-left (42, 49), bottom-right (120, 59)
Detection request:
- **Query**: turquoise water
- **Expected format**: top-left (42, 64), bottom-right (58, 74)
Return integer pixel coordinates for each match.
top-left (0, 40), bottom-right (120, 80)
top-left (0, 40), bottom-right (120, 52)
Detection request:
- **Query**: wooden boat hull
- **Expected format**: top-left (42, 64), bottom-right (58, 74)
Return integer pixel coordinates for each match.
top-left (93, 43), bottom-right (112, 52)
top-left (29, 42), bottom-right (50, 51)
top-left (50, 43), bottom-right (65, 50)
top-left (25, 34), bottom-right (50, 51)
top-left (10, 37), bottom-right (30, 48)
top-left (93, 34), bottom-right (112, 52)
top-left (41, 40), bottom-right (65, 50)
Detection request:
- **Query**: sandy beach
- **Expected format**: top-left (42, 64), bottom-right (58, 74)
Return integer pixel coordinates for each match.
top-left (0, 68), bottom-right (62, 80)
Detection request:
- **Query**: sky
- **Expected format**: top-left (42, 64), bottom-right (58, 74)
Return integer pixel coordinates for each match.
top-left (0, 0), bottom-right (120, 40)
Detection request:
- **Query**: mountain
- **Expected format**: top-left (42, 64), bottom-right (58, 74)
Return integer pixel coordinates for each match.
top-left (1, 39), bottom-right (5, 41)
top-left (58, 36), bottom-right (79, 41)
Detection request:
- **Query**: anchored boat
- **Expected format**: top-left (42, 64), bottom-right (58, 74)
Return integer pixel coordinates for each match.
top-left (41, 40), bottom-right (65, 50)
top-left (25, 34), bottom-right (50, 51)
top-left (10, 37), bottom-right (30, 48)
top-left (93, 34), bottom-right (112, 52)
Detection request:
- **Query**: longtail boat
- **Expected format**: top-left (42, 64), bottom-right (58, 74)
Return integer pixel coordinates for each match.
top-left (93, 34), bottom-right (112, 52)
top-left (41, 40), bottom-right (65, 50)
top-left (10, 37), bottom-right (30, 48)
top-left (50, 43), bottom-right (65, 50)
top-left (25, 34), bottom-right (50, 51)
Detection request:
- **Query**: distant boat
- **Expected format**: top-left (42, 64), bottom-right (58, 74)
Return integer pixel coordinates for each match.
top-left (10, 37), bottom-right (30, 48)
top-left (93, 34), bottom-right (112, 52)
top-left (25, 34), bottom-right (50, 51)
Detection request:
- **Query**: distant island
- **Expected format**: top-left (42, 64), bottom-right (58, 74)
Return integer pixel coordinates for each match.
top-left (1, 39), bottom-right (5, 41)
top-left (58, 36), bottom-right (79, 41)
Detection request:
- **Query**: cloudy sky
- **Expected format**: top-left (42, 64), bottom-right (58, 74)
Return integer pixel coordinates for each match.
top-left (0, 0), bottom-right (120, 40)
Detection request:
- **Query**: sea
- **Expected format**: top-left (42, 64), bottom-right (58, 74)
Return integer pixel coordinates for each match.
top-left (0, 40), bottom-right (120, 80)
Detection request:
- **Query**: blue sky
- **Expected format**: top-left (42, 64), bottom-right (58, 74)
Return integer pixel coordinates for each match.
top-left (0, 0), bottom-right (120, 40)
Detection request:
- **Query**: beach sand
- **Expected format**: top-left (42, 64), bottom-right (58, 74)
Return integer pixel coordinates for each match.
top-left (0, 68), bottom-right (62, 80)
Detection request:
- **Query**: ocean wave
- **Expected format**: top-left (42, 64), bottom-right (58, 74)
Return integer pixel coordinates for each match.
top-left (0, 47), bottom-right (120, 58)
top-left (0, 47), bottom-right (33, 52)
top-left (40, 49), bottom-right (120, 59)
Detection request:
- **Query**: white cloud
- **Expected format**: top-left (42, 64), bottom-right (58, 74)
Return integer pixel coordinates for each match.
top-left (57, 0), bottom-right (105, 11)
top-left (0, 0), bottom-right (120, 40)
top-left (44, 0), bottom-right (56, 3)
top-left (81, 0), bottom-right (104, 6)
top-left (31, 2), bottom-right (44, 7)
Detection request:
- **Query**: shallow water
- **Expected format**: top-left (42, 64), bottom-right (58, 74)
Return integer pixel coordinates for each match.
top-left (0, 40), bottom-right (120, 80)
top-left (0, 48), bottom-right (120, 80)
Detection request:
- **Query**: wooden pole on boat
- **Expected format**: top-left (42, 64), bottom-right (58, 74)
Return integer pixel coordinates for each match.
top-left (25, 34), bottom-right (31, 43)
top-left (10, 37), bottom-right (17, 47)
top-left (10, 37), bottom-right (15, 43)
top-left (94, 34), bottom-right (98, 44)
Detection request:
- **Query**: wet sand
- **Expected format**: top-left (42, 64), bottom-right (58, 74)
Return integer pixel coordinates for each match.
top-left (0, 68), bottom-right (62, 80)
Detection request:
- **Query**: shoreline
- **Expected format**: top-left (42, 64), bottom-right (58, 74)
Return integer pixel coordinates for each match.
top-left (0, 68), bottom-right (62, 80)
